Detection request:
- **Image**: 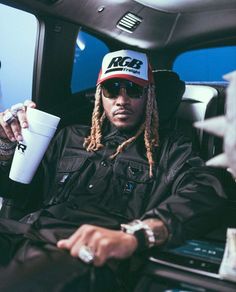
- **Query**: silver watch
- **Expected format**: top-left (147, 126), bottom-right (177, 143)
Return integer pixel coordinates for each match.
top-left (121, 219), bottom-right (155, 248)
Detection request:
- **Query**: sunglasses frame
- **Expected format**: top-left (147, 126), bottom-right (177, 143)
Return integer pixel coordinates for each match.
top-left (101, 79), bottom-right (147, 99)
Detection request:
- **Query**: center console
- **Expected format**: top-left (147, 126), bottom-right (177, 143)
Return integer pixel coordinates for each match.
top-left (135, 239), bottom-right (236, 292)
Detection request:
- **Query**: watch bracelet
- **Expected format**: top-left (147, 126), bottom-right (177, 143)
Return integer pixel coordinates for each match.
top-left (134, 228), bottom-right (149, 252)
top-left (136, 220), bottom-right (155, 249)
top-left (121, 220), bottom-right (156, 252)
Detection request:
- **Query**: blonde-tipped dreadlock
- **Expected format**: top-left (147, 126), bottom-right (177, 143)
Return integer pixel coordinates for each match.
top-left (84, 83), bottom-right (159, 177)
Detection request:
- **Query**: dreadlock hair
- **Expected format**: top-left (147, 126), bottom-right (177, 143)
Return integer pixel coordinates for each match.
top-left (83, 83), bottom-right (159, 177)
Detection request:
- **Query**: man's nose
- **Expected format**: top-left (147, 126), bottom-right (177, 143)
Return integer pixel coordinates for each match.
top-left (115, 87), bottom-right (130, 105)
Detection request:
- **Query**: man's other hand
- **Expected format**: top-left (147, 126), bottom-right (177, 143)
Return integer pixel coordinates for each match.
top-left (57, 224), bottom-right (138, 266)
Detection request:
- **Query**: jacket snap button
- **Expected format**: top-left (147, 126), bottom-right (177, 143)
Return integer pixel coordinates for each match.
top-left (101, 161), bottom-right (107, 167)
top-left (88, 184), bottom-right (94, 189)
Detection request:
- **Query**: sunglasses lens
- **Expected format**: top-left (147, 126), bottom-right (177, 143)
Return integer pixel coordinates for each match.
top-left (126, 82), bottom-right (143, 98)
top-left (102, 79), bottom-right (144, 99)
top-left (102, 81), bottom-right (120, 98)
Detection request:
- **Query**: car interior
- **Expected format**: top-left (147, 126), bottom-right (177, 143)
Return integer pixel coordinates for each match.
top-left (0, 0), bottom-right (236, 291)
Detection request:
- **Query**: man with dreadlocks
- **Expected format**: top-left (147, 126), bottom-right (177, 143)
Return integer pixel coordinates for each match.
top-left (0, 50), bottom-right (226, 291)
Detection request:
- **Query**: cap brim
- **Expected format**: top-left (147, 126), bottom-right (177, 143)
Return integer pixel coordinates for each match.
top-left (97, 64), bottom-right (153, 87)
top-left (97, 74), bottom-right (149, 87)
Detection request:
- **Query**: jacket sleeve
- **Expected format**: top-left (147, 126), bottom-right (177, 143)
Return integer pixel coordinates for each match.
top-left (0, 128), bottom-right (68, 219)
top-left (141, 132), bottom-right (227, 246)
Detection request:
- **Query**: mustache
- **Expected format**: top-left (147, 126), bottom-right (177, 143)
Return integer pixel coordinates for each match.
top-left (113, 107), bottom-right (134, 116)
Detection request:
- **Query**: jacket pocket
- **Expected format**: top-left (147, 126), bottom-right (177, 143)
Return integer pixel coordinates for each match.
top-left (48, 155), bottom-right (90, 205)
top-left (107, 159), bottom-right (153, 217)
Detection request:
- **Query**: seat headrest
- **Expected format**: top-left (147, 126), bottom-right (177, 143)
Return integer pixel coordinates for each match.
top-left (153, 70), bottom-right (185, 125)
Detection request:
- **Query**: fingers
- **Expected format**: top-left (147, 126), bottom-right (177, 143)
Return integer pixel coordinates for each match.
top-left (17, 109), bottom-right (28, 129)
top-left (93, 237), bottom-right (111, 266)
top-left (14, 100), bottom-right (36, 129)
top-left (24, 99), bottom-right (36, 108)
top-left (16, 105), bottom-right (29, 129)
top-left (57, 225), bottom-right (136, 267)
top-left (57, 225), bottom-right (88, 249)
top-left (0, 100), bottom-right (36, 142)
top-left (57, 225), bottom-right (96, 256)
top-left (0, 110), bottom-right (21, 142)
top-left (6, 116), bottom-right (23, 141)
top-left (57, 225), bottom-right (111, 266)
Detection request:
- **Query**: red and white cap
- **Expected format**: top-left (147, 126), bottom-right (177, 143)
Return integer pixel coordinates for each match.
top-left (97, 49), bottom-right (153, 87)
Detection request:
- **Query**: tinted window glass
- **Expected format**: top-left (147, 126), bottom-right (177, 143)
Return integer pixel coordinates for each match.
top-left (71, 30), bottom-right (109, 94)
top-left (0, 4), bottom-right (37, 110)
top-left (173, 46), bottom-right (236, 82)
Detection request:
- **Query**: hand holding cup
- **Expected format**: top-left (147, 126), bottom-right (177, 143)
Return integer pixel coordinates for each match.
top-left (9, 106), bottom-right (61, 184)
top-left (0, 100), bottom-right (36, 142)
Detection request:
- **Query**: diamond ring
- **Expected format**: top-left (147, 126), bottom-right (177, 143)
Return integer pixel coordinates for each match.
top-left (3, 111), bottom-right (15, 125)
top-left (78, 245), bottom-right (95, 264)
top-left (11, 103), bottom-right (25, 117)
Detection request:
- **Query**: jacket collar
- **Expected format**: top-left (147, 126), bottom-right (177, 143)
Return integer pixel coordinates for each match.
top-left (102, 120), bottom-right (139, 144)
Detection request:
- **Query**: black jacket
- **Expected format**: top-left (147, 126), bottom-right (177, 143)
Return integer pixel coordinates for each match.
top-left (0, 124), bottom-right (226, 246)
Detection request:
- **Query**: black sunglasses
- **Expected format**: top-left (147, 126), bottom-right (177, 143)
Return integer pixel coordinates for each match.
top-left (101, 79), bottom-right (146, 99)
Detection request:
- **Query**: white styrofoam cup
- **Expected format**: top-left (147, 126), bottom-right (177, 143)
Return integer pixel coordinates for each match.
top-left (9, 108), bottom-right (60, 184)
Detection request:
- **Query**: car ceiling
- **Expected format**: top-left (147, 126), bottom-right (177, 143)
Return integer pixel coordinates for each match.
top-left (1, 0), bottom-right (236, 53)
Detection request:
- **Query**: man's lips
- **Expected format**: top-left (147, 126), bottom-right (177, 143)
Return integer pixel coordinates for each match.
top-left (113, 109), bottom-right (133, 116)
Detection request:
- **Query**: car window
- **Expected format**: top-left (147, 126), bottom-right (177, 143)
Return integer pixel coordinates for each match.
top-left (173, 46), bottom-right (236, 82)
top-left (71, 30), bottom-right (109, 94)
top-left (0, 3), bottom-right (37, 110)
